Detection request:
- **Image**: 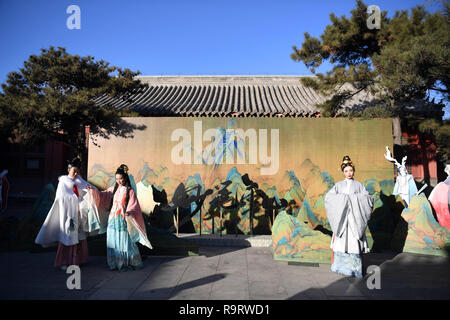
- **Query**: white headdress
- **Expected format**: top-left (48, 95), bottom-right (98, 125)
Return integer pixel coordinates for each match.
top-left (384, 146), bottom-right (407, 175)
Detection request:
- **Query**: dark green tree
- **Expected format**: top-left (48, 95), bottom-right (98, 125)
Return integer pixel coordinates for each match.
top-left (0, 46), bottom-right (148, 170)
top-left (291, 0), bottom-right (448, 116)
top-left (291, 0), bottom-right (449, 166)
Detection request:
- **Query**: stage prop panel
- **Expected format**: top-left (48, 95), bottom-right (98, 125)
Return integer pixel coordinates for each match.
top-left (88, 117), bottom-right (397, 261)
top-left (391, 194), bottom-right (450, 257)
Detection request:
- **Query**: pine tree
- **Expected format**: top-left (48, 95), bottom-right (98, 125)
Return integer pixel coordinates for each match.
top-left (0, 46), bottom-right (148, 168)
top-left (291, 0), bottom-right (449, 163)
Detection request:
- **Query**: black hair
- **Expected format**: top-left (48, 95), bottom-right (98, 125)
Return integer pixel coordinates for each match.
top-left (67, 157), bottom-right (82, 169)
top-left (109, 164), bottom-right (131, 212)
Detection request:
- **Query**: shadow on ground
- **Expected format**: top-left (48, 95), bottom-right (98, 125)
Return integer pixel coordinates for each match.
top-left (288, 251), bottom-right (450, 300)
top-left (132, 273), bottom-right (228, 299)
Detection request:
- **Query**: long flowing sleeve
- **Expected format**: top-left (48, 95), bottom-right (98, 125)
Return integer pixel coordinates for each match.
top-left (90, 187), bottom-right (114, 210)
top-left (75, 176), bottom-right (96, 192)
top-left (346, 193), bottom-right (373, 239)
top-left (76, 176), bottom-right (99, 234)
top-left (325, 187), bottom-right (349, 238)
top-left (87, 187), bottom-right (114, 234)
top-left (35, 176), bottom-right (80, 247)
top-left (125, 188), bottom-right (153, 249)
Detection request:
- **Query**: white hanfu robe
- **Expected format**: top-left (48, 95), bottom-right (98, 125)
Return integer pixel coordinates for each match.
top-left (393, 174), bottom-right (418, 207)
top-left (325, 178), bottom-right (373, 277)
top-left (35, 175), bottom-right (96, 248)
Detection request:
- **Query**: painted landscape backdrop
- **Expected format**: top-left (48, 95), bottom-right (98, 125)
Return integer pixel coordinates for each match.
top-left (88, 117), bottom-right (394, 235)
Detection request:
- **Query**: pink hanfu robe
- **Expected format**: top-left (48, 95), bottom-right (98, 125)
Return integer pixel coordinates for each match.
top-left (428, 178), bottom-right (450, 229)
top-left (90, 185), bottom-right (152, 271)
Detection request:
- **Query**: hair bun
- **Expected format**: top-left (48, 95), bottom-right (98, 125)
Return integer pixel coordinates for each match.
top-left (68, 157), bottom-right (81, 168)
top-left (117, 164), bottom-right (129, 174)
top-left (340, 155), bottom-right (355, 171)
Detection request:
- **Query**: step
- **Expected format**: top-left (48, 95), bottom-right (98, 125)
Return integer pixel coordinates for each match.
top-left (175, 233), bottom-right (273, 248)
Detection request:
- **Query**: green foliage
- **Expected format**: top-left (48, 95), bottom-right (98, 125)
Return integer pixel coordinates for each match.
top-left (292, 0), bottom-right (449, 117)
top-left (372, 3), bottom-right (450, 103)
top-left (0, 46), bottom-right (148, 160)
top-left (435, 122), bottom-right (450, 163)
top-left (348, 104), bottom-right (399, 119)
top-left (418, 118), bottom-right (441, 134)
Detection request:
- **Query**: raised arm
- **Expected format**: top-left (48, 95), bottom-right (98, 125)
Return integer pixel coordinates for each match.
top-left (89, 186), bottom-right (114, 210)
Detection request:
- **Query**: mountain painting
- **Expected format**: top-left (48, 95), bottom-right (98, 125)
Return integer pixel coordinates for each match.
top-left (88, 117), bottom-right (393, 236)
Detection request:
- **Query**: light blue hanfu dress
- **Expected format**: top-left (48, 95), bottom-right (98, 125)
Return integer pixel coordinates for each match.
top-left (90, 185), bottom-right (153, 272)
top-left (325, 179), bottom-right (374, 278)
top-left (106, 186), bottom-right (143, 271)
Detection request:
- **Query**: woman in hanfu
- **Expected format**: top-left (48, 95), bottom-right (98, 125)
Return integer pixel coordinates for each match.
top-left (88, 164), bottom-right (152, 271)
top-left (35, 158), bottom-right (96, 270)
top-left (324, 156), bottom-right (374, 278)
top-left (428, 164), bottom-right (450, 229)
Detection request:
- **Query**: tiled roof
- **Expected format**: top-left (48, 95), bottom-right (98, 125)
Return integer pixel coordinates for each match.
top-left (93, 75), bottom-right (376, 117)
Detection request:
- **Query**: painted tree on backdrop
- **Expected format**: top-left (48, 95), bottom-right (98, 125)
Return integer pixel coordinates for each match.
top-left (0, 46), bottom-right (148, 173)
top-left (291, 0), bottom-right (449, 163)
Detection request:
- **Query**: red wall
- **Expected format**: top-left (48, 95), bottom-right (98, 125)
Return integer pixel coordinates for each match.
top-left (402, 131), bottom-right (437, 185)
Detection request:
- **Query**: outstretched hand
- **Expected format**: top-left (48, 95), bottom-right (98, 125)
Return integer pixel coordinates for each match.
top-left (384, 146), bottom-right (398, 165)
top-left (384, 146), bottom-right (392, 160)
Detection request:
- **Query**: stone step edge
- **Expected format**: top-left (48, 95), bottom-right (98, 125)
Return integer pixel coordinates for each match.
top-left (175, 233), bottom-right (273, 248)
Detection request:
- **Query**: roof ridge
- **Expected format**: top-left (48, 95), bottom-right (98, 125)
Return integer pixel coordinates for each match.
top-left (136, 75), bottom-right (315, 77)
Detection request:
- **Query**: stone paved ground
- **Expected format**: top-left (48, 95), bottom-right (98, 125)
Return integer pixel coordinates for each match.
top-left (1, 247), bottom-right (449, 300)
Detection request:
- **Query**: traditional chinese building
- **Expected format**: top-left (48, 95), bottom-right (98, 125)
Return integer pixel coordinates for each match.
top-left (1, 75), bottom-right (440, 199)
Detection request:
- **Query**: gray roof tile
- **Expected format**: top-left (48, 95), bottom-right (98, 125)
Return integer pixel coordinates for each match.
top-left (93, 75), bottom-right (377, 117)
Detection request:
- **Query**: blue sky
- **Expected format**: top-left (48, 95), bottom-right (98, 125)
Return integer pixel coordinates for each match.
top-left (0, 0), bottom-right (448, 117)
